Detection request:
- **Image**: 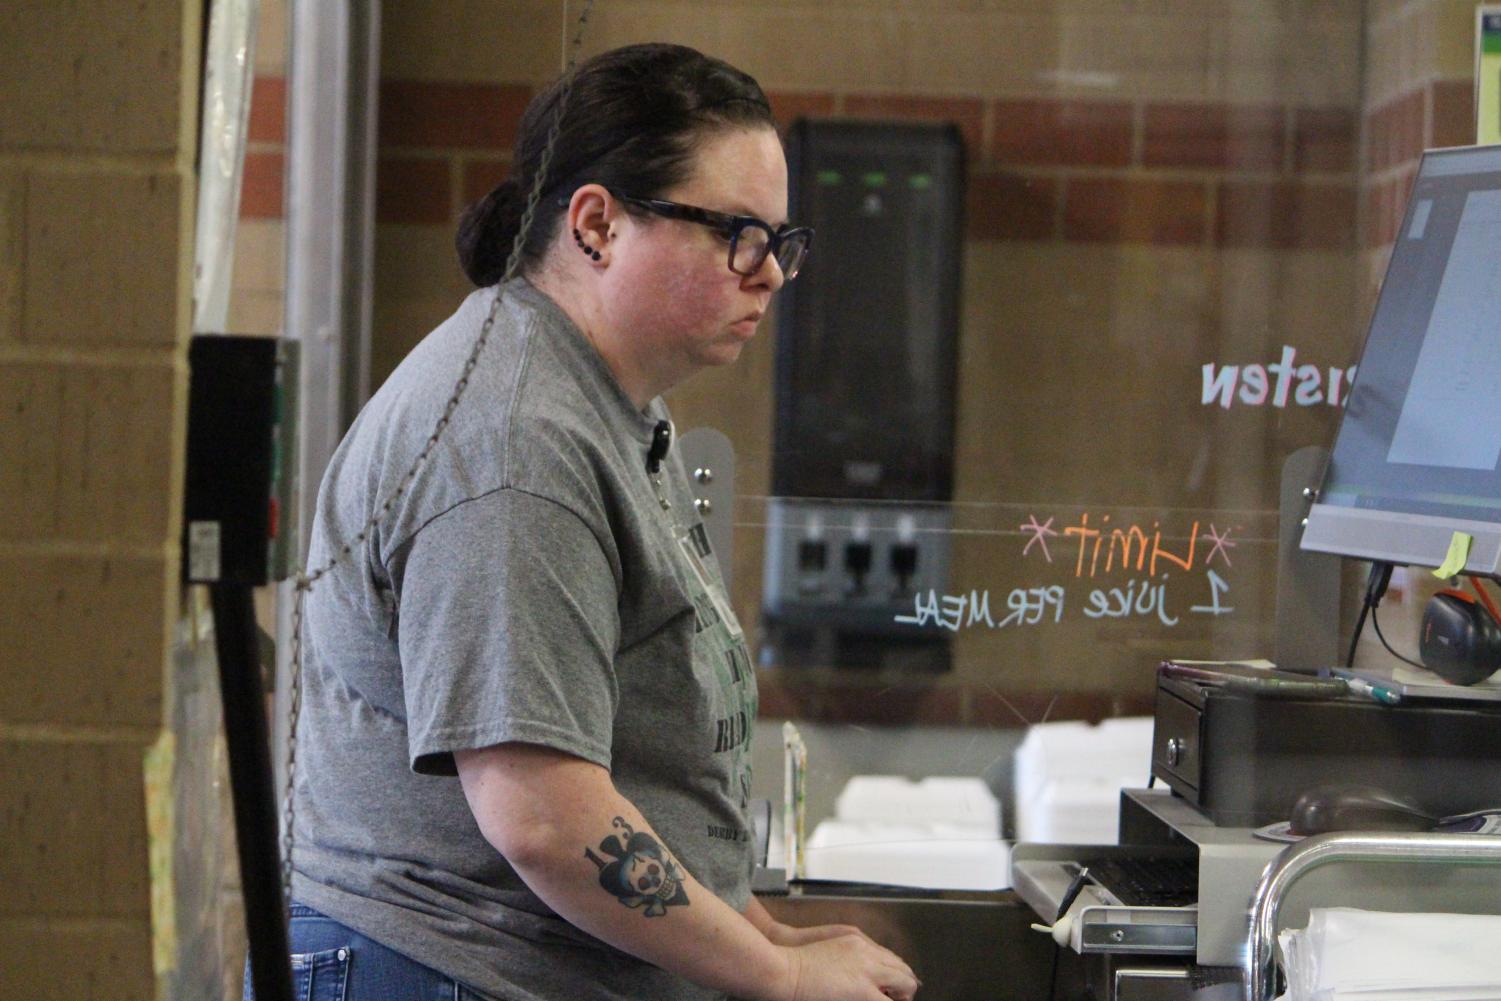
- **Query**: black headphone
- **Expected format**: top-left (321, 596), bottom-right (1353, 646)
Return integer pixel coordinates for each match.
top-left (1420, 582), bottom-right (1501, 685)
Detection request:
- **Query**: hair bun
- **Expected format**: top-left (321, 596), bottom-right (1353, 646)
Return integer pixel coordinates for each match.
top-left (456, 177), bottom-right (525, 287)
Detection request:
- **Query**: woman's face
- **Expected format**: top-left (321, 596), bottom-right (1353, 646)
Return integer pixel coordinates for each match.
top-left (597, 126), bottom-right (789, 391)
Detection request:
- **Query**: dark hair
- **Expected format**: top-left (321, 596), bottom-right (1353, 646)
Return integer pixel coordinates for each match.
top-left (455, 43), bottom-right (777, 287)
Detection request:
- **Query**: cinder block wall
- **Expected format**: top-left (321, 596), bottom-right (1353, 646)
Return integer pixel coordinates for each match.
top-left (0, 4), bottom-right (201, 999)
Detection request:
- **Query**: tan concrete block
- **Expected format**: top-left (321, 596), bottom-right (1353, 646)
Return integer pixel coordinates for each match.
top-left (376, 224), bottom-right (471, 305)
top-left (891, 11), bottom-right (1066, 97)
top-left (372, 223), bottom-right (472, 383)
top-left (1044, 12), bottom-right (1225, 101)
top-left (0, 917), bottom-right (154, 1001)
top-left (1433, 0), bottom-right (1481, 79)
top-left (372, 295), bottom-right (471, 389)
top-left (1215, 248), bottom-right (1361, 356)
top-left (227, 213), bottom-right (286, 325)
top-left (0, 170), bottom-right (21, 341)
top-left (0, 361), bottom-right (177, 546)
top-left (385, 0), bottom-right (1363, 104)
top-left (226, 289), bottom-right (285, 336)
top-left (1364, 14), bottom-right (1408, 108)
top-left (256, 0), bottom-right (289, 76)
top-left (952, 243), bottom-right (1307, 509)
top-left (1222, 15), bottom-right (1362, 107)
top-left (0, 554), bottom-right (168, 728)
top-left (382, 0), bottom-right (565, 83)
top-left (0, 362), bottom-right (61, 542)
top-left (1385, 1), bottom-right (1472, 85)
top-left (403, 1), bottom-right (913, 94)
top-left (0, 739), bottom-right (153, 918)
top-left (24, 171), bottom-right (184, 347)
top-left (231, 219), bottom-right (286, 294)
top-left (0, 2), bottom-right (184, 153)
top-left (1366, 0), bottom-right (1415, 27)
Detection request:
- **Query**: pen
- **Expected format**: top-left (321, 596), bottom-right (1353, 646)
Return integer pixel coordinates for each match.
top-left (1345, 677), bottom-right (1402, 705)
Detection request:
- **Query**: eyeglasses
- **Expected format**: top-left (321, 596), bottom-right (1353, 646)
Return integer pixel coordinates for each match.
top-left (610, 191), bottom-right (813, 281)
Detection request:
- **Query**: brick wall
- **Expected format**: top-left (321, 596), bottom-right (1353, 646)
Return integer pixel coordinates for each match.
top-left (0, 3), bottom-right (201, 999)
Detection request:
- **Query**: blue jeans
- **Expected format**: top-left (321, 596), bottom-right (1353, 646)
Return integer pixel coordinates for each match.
top-left (243, 903), bottom-right (487, 1001)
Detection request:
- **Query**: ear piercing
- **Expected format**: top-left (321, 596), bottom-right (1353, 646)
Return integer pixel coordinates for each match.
top-left (573, 229), bottom-right (602, 262)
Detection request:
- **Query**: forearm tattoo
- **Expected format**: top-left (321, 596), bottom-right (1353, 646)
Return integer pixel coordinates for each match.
top-left (584, 817), bottom-right (690, 916)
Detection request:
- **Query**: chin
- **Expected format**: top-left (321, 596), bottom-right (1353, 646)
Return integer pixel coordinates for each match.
top-left (715, 338), bottom-right (751, 364)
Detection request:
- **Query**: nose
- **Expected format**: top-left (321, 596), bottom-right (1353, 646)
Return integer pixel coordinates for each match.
top-left (746, 249), bottom-right (785, 293)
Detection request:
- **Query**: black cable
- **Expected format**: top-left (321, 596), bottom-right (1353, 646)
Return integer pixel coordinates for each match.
top-left (1346, 561), bottom-right (1394, 668)
top-left (1345, 602), bottom-right (1370, 669)
top-left (1371, 604), bottom-right (1427, 670)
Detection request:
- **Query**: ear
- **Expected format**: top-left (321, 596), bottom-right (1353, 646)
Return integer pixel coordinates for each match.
top-left (566, 184), bottom-right (618, 265)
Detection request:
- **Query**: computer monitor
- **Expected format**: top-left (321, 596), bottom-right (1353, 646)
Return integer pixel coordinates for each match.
top-left (1301, 145), bottom-right (1501, 577)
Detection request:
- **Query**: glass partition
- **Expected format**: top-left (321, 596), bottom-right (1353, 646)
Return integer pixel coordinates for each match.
top-left (230, 0), bottom-right (1500, 993)
top-left (653, 1), bottom-right (1385, 856)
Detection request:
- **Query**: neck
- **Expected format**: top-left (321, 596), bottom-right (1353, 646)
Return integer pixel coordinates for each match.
top-left (530, 260), bottom-right (665, 411)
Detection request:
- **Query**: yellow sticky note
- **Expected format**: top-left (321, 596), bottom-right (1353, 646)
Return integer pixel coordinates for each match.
top-left (1433, 530), bottom-right (1473, 578)
top-left (1480, 10), bottom-right (1501, 144)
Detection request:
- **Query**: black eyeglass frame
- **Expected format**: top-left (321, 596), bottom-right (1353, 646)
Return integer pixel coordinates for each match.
top-left (609, 191), bottom-right (813, 280)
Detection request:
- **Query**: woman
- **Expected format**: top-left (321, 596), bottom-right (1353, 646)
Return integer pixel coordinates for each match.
top-left (279, 43), bottom-right (919, 1001)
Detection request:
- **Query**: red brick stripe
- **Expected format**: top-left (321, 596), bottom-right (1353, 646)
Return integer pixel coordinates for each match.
top-left (1064, 177), bottom-right (1208, 246)
top-left (1365, 169), bottom-right (1416, 249)
top-left (247, 76), bottom-right (286, 144)
top-left (461, 158), bottom-right (510, 210)
top-left (239, 151), bottom-right (284, 219)
top-left (1431, 78), bottom-right (1477, 149)
top-left (843, 94), bottom-right (985, 161)
top-left (1144, 103), bottom-right (1285, 170)
top-left (766, 91), bottom-right (836, 130)
top-left (380, 80), bottom-right (532, 151)
top-left (376, 156), bottom-right (451, 225)
top-left (967, 173), bottom-right (1057, 241)
top-left (1217, 181), bottom-right (1355, 250)
top-left (1292, 107), bottom-right (1356, 173)
top-left (1366, 90), bottom-right (1424, 173)
top-left (991, 99), bottom-right (1133, 168)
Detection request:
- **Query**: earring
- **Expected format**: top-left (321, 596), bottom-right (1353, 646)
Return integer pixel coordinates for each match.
top-left (573, 229), bottom-right (601, 262)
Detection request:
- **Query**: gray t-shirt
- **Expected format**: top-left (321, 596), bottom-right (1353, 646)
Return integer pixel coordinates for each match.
top-left (291, 279), bottom-right (758, 1001)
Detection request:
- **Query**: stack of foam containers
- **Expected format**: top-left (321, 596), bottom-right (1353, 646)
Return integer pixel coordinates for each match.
top-left (1012, 717), bottom-right (1155, 844)
top-left (804, 776), bottom-right (1010, 890)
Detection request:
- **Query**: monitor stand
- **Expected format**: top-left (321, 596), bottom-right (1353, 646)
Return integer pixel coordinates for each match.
top-left (1275, 445), bottom-right (1342, 673)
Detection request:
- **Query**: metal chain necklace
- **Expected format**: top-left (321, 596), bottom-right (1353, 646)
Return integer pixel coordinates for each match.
top-left (279, 0), bottom-right (597, 912)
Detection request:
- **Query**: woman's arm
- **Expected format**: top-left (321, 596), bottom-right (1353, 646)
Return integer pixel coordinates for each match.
top-left (456, 743), bottom-right (918, 1001)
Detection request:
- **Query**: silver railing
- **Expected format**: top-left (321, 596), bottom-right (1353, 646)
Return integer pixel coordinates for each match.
top-left (1246, 831), bottom-right (1501, 1001)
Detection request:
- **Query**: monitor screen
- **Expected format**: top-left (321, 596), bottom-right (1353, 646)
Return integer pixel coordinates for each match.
top-left (1302, 144), bottom-right (1501, 576)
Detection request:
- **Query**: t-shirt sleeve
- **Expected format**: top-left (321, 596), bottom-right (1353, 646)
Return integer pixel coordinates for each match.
top-left (394, 488), bottom-right (620, 776)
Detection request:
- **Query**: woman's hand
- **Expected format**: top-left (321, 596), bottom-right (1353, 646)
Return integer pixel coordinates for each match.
top-left (777, 933), bottom-right (920, 1001)
top-left (764, 920), bottom-right (872, 948)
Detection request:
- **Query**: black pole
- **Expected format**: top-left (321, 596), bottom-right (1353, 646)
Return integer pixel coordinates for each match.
top-left (210, 583), bottom-right (294, 1001)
